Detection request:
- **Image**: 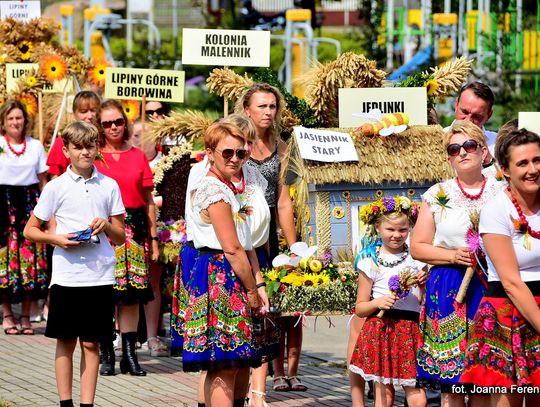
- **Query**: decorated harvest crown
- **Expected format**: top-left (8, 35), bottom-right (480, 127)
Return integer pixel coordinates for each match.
top-left (359, 196), bottom-right (419, 226)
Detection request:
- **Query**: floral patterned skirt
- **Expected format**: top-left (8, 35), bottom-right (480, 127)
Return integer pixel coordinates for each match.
top-left (113, 208), bottom-right (153, 305)
top-left (0, 184), bottom-right (48, 303)
top-left (460, 284), bottom-right (540, 387)
top-left (349, 312), bottom-right (420, 386)
top-left (170, 240), bottom-right (199, 356)
top-left (417, 265), bottom-right (486, 390)
top-left (180, 248), bottom-right (262, 372)
top-left (254, 245), bottom-right (280, 363)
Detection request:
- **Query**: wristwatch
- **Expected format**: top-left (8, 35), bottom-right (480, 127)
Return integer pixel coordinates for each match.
top-left (150, 236), bottom-right (159, 241)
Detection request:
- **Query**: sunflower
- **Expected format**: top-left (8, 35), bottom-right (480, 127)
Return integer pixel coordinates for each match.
top-left (18, 93), bottom-right (38, 117)
top-left (40, 53), bottom-right (68, 82)
top-left (25, 74), bottom-right (39, 88)
top-left (88, 59), bottom-right (110, 87)
top-left (17, 40), bottom-right (33, 60)
top-left (425, 79), bottom-right (440, 97)
top-left (122, 100), bottom-right (140, 123)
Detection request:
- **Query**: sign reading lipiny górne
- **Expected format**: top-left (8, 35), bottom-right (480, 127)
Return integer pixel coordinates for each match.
top-left (181, 28), bottom-right (270, 67)
top-left (104, 67), bottom-right (185, 102)
top-left (338, 87), bottom-right (428, 128)
top-left (6, 63), bottom-right (71, 94)
top-left (293, 126), bottom-right (359, 163)
top-left (0, 1), bottom-right (40, 22)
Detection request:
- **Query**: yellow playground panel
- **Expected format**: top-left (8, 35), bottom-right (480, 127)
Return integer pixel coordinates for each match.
top-left (523, 31), bottom-right (540, 71)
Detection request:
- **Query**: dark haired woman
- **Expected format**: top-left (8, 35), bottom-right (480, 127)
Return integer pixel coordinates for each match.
top-left (0, 99), bottom-right (48, 335)
top-left (95, 99), bottom-right (158, 376)
top-left (461, 129), bottom-right (540, 407)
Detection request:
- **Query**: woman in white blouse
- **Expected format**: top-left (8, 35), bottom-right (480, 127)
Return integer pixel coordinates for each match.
top-left (179, 122), bottom-right (263, 406)
top-left (0, 99), bottom-right (48, 336)
top-left (411, 120), bottom-right (505, 406)
top-left (460, 129), bottom-right (540, 406)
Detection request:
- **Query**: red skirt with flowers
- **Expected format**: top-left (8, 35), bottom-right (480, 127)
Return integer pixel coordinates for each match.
top-left (349, 311), bottom-right (420, 386)
top-left (460, 293), bottom-right (540, 387)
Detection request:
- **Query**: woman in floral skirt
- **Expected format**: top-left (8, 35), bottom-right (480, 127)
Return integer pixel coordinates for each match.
top-left (180, 121), bottom-right (263, 406)
top-left (0, 99), bottom-right (48, 335)
top-left (411, 120), bottom-right (505, 406)
top-left (460, 129), bottom-right (540, 406)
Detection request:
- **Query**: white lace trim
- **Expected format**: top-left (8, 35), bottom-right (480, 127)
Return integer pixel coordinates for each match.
top-left (424, 177), bottom-right (504, 217)
top-left (193, 177), bottom-right (237, 213)
top-left (348, 366), bottom-right (417, 387)
top-left (241, 165), bottom-right (267, 205)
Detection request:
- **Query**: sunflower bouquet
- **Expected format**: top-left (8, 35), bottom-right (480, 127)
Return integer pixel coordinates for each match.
top-left (262, 244), bottom-right (357, 315)
top-left (156, 219), bottom-right (187, 263)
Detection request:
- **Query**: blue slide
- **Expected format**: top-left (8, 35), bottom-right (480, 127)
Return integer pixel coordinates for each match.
top-left (387, 46), bottom-right (433, 81)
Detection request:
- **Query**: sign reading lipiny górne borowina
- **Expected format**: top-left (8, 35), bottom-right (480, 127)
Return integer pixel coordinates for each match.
top-left (104, 67), bottom-right (185, 102)
top-left (181, 28), bottom-right (270, 67)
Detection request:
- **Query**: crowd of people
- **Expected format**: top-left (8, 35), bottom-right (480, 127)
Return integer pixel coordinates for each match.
top-left (0, 78), bottom-right (540, 407)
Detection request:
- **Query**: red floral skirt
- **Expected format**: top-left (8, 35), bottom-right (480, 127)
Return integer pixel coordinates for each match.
top-left (461, 295), bottom-right (540, 387)
top-left (349, 313), bottom-right (420, 386)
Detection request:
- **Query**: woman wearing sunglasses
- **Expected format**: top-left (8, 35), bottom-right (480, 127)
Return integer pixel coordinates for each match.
top-left (236, 84), bottom-right (303, 396)
top-left (94, 99), bottom-right (158, 376)
top-left (411, 120), bottom-right (505, 407)
top-left (180, 121), bottom-right (263, 406)
top-left (460, 129), bottom-right (540, 406)
top-left (173, 114), bottom-right (274, 407)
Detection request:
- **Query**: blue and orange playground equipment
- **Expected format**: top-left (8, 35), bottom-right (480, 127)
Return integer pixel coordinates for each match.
top-left (381, 0), bottom-right (540, 92)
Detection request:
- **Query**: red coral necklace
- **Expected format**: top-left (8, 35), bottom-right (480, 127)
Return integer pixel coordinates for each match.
top-left (4, 135), bottom-right (26, 157)
top-left (508, 186), bottom-right (540, 239)
top-left (209, 167), bottom-right (244, 194)
top-left (456, 176), bottom-right (486, 200)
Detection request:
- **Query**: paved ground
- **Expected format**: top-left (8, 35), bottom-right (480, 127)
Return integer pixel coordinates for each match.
top-left (0, 315), bottom-right (405, 406)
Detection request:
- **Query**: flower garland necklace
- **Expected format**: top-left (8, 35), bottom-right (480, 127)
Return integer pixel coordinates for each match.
top-left (455, 176), bottom-right (487, 200)
top-left (508, 186), bottom-right (540, 239)
top-left (4, 135), bottom-right (26, 156)
top-left (376, 244), bottom-right (409, 267)
top-left (208, 167), bottom-right (245, 195)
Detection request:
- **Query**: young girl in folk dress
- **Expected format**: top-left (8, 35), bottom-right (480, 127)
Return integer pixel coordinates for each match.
top-left (350, 196), bottom-right (427, 407)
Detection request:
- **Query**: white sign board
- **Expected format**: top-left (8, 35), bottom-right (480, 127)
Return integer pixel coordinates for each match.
top-left (518, 112), bottom-right (540, 135)
top-left (6, 63), bottom-right (71, 94)
top-left (182, 28), bottom-right (270, 67)
top-left (1, 1), bottom-right (41, 22)
top-left (293, 126), bottom-right (359, 163)
top-left (338, 87), bottom-right (428, 128)
top-left (104, 67), bottom-right (185, 102)
top-left (128, 0), bottom-right (152, 13)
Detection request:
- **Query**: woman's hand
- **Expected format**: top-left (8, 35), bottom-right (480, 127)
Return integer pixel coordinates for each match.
top-left (257, 286), bottom-right (270, 311)
top-left (376, 294), bottom-right (397, 311)
top-left (452, 247), bottom-right (473, 266)
top-left (417, 270), bottom-right (427, 288)
top-left (150, 239), bottom-right (159, 262)
top-left (247, 289), bottom-right (262, 317)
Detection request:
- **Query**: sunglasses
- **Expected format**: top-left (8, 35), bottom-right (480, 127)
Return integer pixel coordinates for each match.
top-left (101, 118), bottom-right (125, 129)
top-left (145, 107), bottom-right (166, 116)
top-left (215, 148), bottom-right (249, 160)
top-left (446, 139), bottom-right (480, 156)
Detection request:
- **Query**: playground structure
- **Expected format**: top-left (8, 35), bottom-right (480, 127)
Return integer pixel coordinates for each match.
top-left (272, 9), bottom-right (341, 95)
top-left (59, 1), bottom-right (167, 67)
top-left (382, 0), bottom-right (540, 92)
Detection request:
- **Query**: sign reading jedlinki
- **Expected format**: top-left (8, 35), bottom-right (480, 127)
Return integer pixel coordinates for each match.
top-left (181, 28), bottom-right (270, 67)
top-left (293, 126), bottom-right (359, 163)
top-left (338, 87), bottom-right (428, 128)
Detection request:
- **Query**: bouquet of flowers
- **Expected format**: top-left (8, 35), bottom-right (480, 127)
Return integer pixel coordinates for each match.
top-left (377, 267), bottom-right (418, 317)
top-left (156, 219), bottom-right (187, 263)
top-left (262, 242), bottom-right (357, 315)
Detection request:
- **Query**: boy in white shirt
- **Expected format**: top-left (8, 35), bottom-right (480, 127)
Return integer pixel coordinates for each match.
top-left (24, 121), bottom-right (125, 407)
